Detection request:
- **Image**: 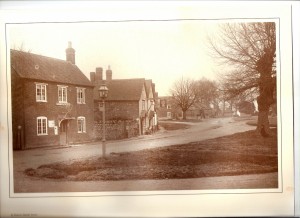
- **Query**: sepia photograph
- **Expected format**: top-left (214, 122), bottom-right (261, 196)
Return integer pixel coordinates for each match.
top-left (0, 1), bottom-right (298, 217)
top-left (9, 19), bottom-right (279, 193)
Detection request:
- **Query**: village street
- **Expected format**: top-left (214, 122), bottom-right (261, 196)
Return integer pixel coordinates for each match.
top-left (12, 117), bottom-right (278, 193)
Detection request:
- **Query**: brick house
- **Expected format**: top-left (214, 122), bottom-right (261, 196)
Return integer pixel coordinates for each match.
top-left (91, 67), bottom-right (157, 138)
top-left (11, 43), bottom-right (94, 149)
top-left (157, 96), bottom-right (181, 120)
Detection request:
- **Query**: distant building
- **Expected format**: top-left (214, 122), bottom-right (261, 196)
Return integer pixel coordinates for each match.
top-left (156, 96), bottom-right (181, 120)
top-left (11, 42), bottom-right (94, 149)
top-left (157, 96), bottom-right (221, 120)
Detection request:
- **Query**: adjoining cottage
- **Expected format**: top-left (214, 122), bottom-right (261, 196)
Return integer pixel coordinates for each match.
top-left (11, 42), bottom-right (94, 149)
top-left (91, 67), bottom-right (158, 139)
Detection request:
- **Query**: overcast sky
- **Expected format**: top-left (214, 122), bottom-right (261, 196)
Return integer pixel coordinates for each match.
top-left (8, 20), bottom-right (221, 96)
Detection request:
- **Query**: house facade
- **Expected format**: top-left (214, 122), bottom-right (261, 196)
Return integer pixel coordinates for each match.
top-left (91, 67), bottom-right (157, 138)
top-left (157, 96), bottom-right (181, 120)
top-left (11, 43), bottom-right (94, 149)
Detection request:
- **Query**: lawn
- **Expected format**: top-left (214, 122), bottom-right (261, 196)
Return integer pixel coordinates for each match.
top-left (158, 122), bottom-right (191, 131)
top-left (25, 129), bottom-right (278, 181)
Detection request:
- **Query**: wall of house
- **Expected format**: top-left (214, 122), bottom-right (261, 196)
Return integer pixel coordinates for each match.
top-left (156, 97), bottom-right (180, 119)
top-left (94, 120), bottom-right (139, 140)
top-left (20, 79), bottom-right (94, 149)
top-left (94, 101), bottom-right (140, 121)
top-left (11, 69), bottom-right (26, 150)
top-left (93, 101), bottom-right (140, 140)
top-left (139, 85), bottom-right (147, 115)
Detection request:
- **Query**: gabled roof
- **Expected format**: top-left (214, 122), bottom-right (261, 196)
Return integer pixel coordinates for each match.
top-left (94, 78), bottom-right (146, 101)
top-left (145, 79), bottom-right (153, 98)
top-left (10, 49), bottom-right (93, 87)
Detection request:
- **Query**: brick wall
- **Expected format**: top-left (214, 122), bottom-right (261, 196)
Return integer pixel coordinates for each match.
top-left (18, 79), bottom-right (94, 149)
top-left (11, 69), bottom-right (25, 149)
top-left (93, 101), bottom-right (140, 140)
top-left (94, 120), bottom-right (139, 140)
top-left (94, 101), bottom-right (140, 121)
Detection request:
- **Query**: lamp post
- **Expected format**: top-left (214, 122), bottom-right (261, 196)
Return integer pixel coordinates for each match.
top-left (98, 84), bottom-right (109, 158)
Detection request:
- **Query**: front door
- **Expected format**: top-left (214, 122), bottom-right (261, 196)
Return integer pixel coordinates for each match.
top-left (60, 120), bottom-right (68, 145)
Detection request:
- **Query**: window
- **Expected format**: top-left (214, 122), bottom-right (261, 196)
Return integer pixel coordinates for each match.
top-left (37, 116), bottom-right (47, 135)
top-left (77, 116), bottom-right (86, 133)
top-left (167, 105), bottom-right (171, 109)
top-left (58, 86), bottom-right (68, 103)
top-left (142, 100), bottom-right (145, 110)
top-left (77, 88), bottom-right (86, 104)
top-left (36, 83), bottom-right (47, 102)
top-left (167, 112), bottom-right (172, 119)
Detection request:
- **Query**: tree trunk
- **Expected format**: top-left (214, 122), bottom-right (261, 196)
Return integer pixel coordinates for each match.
top-left (256, 92), bottom-right (273, 137)
top-left (256, 47), bottom-right (276, 137)
top-left (182, 110), bottom-right (187, 120)
top-left (256, 110), bottom-right (272, 136)
top-left (222, 99), bottom-right (225, 117)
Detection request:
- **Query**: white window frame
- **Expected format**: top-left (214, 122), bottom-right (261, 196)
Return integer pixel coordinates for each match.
top-left (36, 83), bottom-right (47, 102)
top-left (167, 112), bottom-right (172, 118)
top-left (77, 87), bottom-right (86, 104)
top-left (77, 116), bottom-right (86, 133)
top-left (37, 116), bottom-right (48, 135)
top-left (58, 85), bottom-right (68, 104)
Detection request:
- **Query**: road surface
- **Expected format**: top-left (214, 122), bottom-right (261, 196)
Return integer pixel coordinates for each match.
top-left (11, 117), bottom-right (278, 193)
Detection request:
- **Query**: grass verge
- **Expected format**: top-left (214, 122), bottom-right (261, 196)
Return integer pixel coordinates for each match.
top-left (25, 129), bottom-right (278, 181)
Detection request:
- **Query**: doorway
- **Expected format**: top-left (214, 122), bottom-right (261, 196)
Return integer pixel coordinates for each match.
top-left (60, 120), bottom-right (68, 145)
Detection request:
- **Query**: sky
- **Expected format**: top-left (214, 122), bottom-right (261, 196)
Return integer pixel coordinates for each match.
top-left (8, 20), bottom-right (221, 96)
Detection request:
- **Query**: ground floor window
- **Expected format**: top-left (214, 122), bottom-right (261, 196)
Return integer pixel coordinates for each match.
top-left (167, 112), bottom-right (172, 119)
top-left (77, 116), bottom-right (86, 133)
top-left (37, 116), bottom-right (47, 135)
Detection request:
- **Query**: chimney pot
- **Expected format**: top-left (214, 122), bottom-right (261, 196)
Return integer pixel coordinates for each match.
top-left (66, 41), bottom-right (75, 64)
top-left (106, 66), bottom-right (112, 81)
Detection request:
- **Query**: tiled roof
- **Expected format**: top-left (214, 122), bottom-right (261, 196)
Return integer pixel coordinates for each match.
top-left (10, 49), bottom-right (93, 87)
top-left (94, 79), bottom-right (145, 101)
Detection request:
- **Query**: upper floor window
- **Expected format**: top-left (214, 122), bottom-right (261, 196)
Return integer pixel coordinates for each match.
top-left (36, 83), bottom-right (47, 102)
top-left (77, 87), bottom-right (86, 104)
top-left (77, 116), bottom-right (86, 133)
top-left (37, 116), bottom-right (47, 135)
top-left (58, 85), bottom-right (68, 103)
top-left (150, 100), bottom-right (154, 110)
top-left (142, 100), bottom-right (146, 110)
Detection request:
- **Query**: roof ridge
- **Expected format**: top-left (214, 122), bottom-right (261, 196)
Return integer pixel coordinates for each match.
top-left (11, 49), bottom-right (70, 65)
top-left (108, 78), bottom-right (145, 81)
top-left (11, 49), bottom-right (93, 87)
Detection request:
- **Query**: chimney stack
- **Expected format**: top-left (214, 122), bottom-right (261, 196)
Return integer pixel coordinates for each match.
top-left (90, 72), bottom-right (95, 83)
top-left (65, 41), bottom-right (75, 64)
top-left (95, 67), bottom-right (103, 81)
top-left (106, 65), bottom-right (112, 81)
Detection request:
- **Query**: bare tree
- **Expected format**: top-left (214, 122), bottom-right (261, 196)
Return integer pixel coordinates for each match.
top-left (170, 77), bottom-right (198, 120)
top-left (209, 22), bottom-right (276, 136)
top-left (196, 78), bottom-right (219, 107)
